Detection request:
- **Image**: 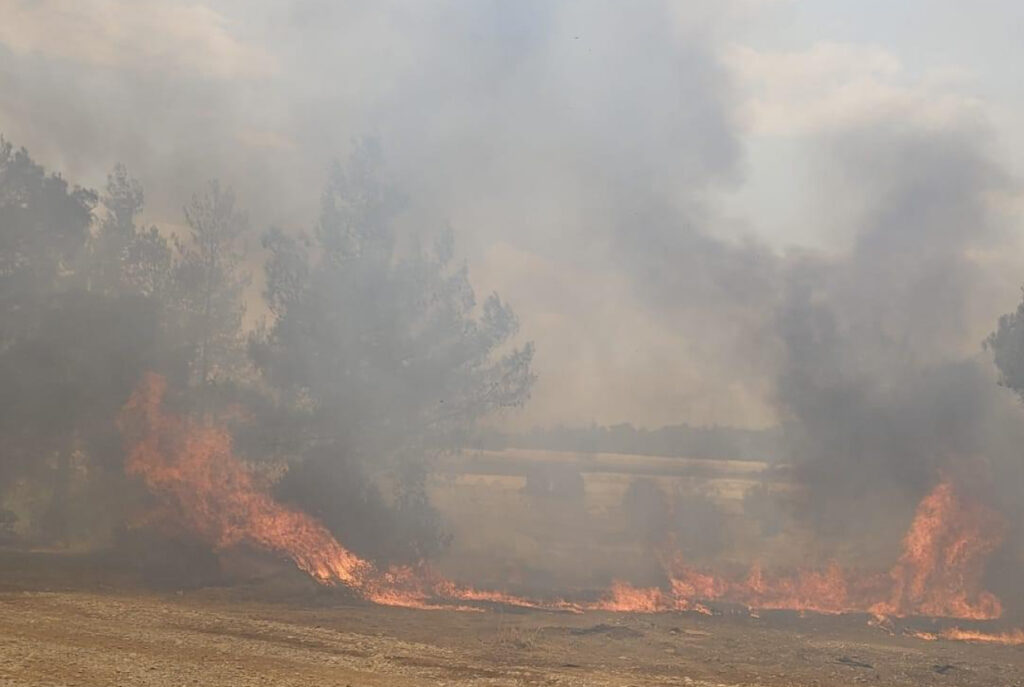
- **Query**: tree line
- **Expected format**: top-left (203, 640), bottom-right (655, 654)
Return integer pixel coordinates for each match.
top-left (475, 423), bottom-right (785, 462)
top-left (0, 137), bottom-right (534, 563)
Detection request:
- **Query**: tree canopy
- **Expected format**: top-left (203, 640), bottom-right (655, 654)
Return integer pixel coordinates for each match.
top-left (0, 137), bottom-right (533, 561)
top-left (252, 140), bottom-right (534, 561)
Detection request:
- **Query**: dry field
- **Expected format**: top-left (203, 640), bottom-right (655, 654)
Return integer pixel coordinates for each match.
top-left (427, 448), bottom-right (818, 592)
top-left (2, 581), bottom-right (1024, 686)
top-left (2, 450), bottom-right (1022, 686)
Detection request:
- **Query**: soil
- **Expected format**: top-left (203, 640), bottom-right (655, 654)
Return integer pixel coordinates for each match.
top-left (1, 553), bottom-right (1023, 686)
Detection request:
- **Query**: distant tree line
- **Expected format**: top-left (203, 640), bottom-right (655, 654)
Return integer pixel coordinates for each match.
top-left (0, 137), bottom-right (534, 563)
top-left (475, 422), bottom-right (786, 463)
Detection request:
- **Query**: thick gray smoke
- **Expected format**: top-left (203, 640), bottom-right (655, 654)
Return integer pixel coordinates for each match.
top-left (0, 0), bottom-right (776, 429)
top-left (772, 121), bottom-right (1024, 566)
top-left (2, 1), bottom-right (1024, 589)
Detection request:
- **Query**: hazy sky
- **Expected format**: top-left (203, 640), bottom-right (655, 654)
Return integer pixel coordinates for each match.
top-left (2, 0), bottom-right (1023, 430)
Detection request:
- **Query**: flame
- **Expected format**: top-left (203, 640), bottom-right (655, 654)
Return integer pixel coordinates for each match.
top-left (903, 628), bottom-right (938, 641)
top-left (902, 627), bottom-right (1024, 645)
top-left (588, 479), bottom-right (1005, 621)
top-left (119, 373), bottom-right (576, 611)
top-left (938, 628), bottom-right (1024, 645)
top-left (591, 581), bottom-right (674, 612)
top-left (587, 558), bottom-right (871, 616)
top-left (871, 480), bottom-right (1005, 620)
top-left (119, 373), bottom-right (1016, 639)
top-left (693, 602), bottom-right (714, 616)
top-left (119, 373), bottom-right (372, 587)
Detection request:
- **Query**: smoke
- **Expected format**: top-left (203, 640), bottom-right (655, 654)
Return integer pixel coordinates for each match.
top-left (773, 120), bottom-right (1024, 549)
top-left (0, 0), bottom-right (778, 429)
top-left (3, 0), bottom-right (1024, 597)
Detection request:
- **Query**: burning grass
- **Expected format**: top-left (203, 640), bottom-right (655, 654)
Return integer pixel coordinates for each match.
top-left (118, 373), bottom-right (1021, 643)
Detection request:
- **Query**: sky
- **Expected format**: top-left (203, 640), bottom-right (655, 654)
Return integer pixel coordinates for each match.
top-left (2, 0), bottom-right (1024, 431)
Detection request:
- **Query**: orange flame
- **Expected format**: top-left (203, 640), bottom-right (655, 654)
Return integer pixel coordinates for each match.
top-left (871, 480), bottom-right (1005, 620)
top-left (587, 478), bottom-right (1006, 621)
top-left (938, 628), bottom-right (1024, 645)
top-left (119, 373), bottom-right (371, 587)
top-left (903, 628), bottom-right (938, 641)
top-left (119, 373), bottom-right (1014, 635)
top-left (119, 373), bottom-right (574, 611)
top-left (592, 581), bottom-right (683, 613)
top-left (902, 627), bottom-right (1024, 645)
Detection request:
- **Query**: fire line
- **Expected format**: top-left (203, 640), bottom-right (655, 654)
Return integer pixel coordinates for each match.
top-left (119, 373), bottom-right (1016, 637)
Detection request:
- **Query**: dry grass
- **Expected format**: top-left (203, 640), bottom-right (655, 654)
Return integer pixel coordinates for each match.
top-left (426, 449), bottom-right (772, 592)
top-left (3, 587), bottom-right (1023, 686)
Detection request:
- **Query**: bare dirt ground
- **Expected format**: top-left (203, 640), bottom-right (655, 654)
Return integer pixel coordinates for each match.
top-left (2, 561), bottom-right (1024, 687)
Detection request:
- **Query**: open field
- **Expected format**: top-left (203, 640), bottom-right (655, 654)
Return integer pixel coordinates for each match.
top-left (424, 449), bottom-right (882, 594)
top-left (2, 451), bottom-right (1020, 686)
top-left (2, 580), bottom-right (1024, 687)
